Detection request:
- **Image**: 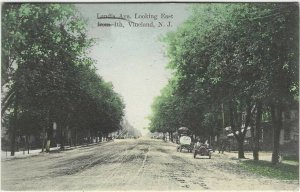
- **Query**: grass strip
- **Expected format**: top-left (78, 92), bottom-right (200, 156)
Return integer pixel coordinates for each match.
top-left (239, 159), bottom-right (299, 180)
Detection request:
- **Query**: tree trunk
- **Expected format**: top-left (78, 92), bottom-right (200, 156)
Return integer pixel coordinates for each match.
top-left (237, 137), bottom-right (245, 158)
top-left (68, 126), bottom-right (73, 147)
top-left (26, 135), bottom-right (30, 154)
top-left (59, 123), bottom-right (65, 150)
top-left (216, 134), bottom-right (220, 151)
top-left (229, 101), bottom-right (245, 158)
top-left (22, 136), bottom-right (25, 155)
top-left (75, 127), bottom-right (78, 146)
top-left (10, 99), bottom-right (18, 156)
top-left (41, 126), bottom-right (46, 152)
top-left (10, 120), bottom-right (16, 156)
top-left (88, 129), bottom-right (91, 143)
top-left (46, 122), bottom-right (53, 152)
top-left (250, 124), bottom-right (255, 151)
top-left (271, 104), bottom-right (282, 164)
top-left (253, 102), bottom-right (262, 160)
top-left (70, 128), bottom-right (73, 147)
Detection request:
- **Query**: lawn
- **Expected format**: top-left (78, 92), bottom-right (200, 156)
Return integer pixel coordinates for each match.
top-left (239, 159), bottom-right (299, 180)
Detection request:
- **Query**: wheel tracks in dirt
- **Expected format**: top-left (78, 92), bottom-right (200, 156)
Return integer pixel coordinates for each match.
top-left (166, 168), bottom-right (209, 189)
top-left (52, 141), bottom-right (146, 183)
top-left (136, 146), bottom-right (150, 176)
top-left (145, 142), bottom-right (210, 190)
top-left (126, 146), bottom-right (150, 185)
top-left (51, 142), bottom-right (136, 176)
top-left (100, 142), bottom-right (140, 184)
top-left (161, 150), bottom-right (211, 190)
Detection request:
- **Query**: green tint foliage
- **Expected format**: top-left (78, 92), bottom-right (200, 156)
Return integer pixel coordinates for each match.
top-left (149, 3), bottom-right (298, 161)
top-left (1, 3), bottom-right (125, 152)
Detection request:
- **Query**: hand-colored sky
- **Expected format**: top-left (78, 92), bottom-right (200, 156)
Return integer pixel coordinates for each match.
top-left (76, 3), bottom-right (190, 135)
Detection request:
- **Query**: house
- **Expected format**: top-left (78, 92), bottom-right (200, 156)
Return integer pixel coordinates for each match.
top-left (280, 109), bottom-right (299, 154)
top-left (222, 109), bottom-right (299, 153)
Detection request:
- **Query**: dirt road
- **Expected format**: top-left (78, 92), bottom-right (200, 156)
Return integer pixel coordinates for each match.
top-left (1, 138), bottom-right (298, 190)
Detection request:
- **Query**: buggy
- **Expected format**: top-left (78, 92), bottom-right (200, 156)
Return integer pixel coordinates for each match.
top-left (176, 127), bottom-right (193, 153)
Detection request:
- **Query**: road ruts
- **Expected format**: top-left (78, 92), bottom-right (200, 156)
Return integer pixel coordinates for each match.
top-left (1, 138), bottom-right (299, 191)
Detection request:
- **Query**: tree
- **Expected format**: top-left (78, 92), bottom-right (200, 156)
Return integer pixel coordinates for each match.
top-left (2, 3), bottom-right (125, 155)
top-left (154, 3), bottom-right (298, 161)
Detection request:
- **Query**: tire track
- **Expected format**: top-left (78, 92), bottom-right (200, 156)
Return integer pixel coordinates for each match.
top-left (51, 141), bottom-right (137, 176)
top-left (127, 146), bottom-right (150, 184)
top-left (101, 142), bottom-right (139, 184)
top-left (159, 147), bottom-right (210, 190)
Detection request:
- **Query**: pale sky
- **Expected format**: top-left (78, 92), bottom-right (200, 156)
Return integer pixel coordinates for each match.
top-left (76, 4), bottom-right (191, 135)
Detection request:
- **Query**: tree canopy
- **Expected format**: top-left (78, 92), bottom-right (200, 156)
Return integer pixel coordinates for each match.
top-left (2, 3), bottom-right (125, 154)
top-left (149, 3), bottom-right (298, 163)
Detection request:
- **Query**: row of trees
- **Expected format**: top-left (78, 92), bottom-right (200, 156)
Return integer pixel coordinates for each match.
top-left (149, 3), bottom-right (298, 164)
top-left (1, 4), bottom-right (125, 155)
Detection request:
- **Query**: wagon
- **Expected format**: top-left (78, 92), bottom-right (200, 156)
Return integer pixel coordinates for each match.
top-left (177, 135), bottom-right (193, 153)
top-left (177, 127), bottom-right (193, 152)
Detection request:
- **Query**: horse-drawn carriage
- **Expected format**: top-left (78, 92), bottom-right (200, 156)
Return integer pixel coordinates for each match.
top-left (176, 127), bottom-right (193, 153)
top-left (176, 127), bottom-right (213, 158)
top-left (177, 135), bottom-right (193, 152)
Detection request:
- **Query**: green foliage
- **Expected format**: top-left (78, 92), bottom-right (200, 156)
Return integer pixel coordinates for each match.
top-left (149, 3), bottom-right (298, 148)
top-left (149, 79), bottom-right (181, 133)
top-left (240, 160), bottom-right (299, 180)
top-left (1, 3), bottom-right (125, 149)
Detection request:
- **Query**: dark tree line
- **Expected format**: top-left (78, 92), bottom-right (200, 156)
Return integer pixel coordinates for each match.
top-left (149, 3), bottom-right (298, 164)
top-left (1, 4), bottom-right (125, 155)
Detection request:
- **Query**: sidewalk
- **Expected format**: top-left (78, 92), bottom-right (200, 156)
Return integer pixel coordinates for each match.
top-left (222, 151), bottom-right (299, 165)
top-left (1, 141), bottom-right (111, 161)
top-left (1, 147), bottom-right (59, 160)
top-left (223, 151), bottom-right (273, 161)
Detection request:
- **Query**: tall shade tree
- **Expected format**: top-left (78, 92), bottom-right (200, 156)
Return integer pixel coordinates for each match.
top-left (153, 3), bottom-right (298, 161)
top-left (2, 3), bottom-right (125, 155)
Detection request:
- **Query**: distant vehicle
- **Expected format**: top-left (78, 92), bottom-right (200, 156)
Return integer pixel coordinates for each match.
top-left (108, 136), bottom-right (113, 141)
top-left (176, 127), bottom-right (193, 153)
top-left (193, 142), bottom-right (213, 159)
top-left (177, 135), bottom-right (193, 152)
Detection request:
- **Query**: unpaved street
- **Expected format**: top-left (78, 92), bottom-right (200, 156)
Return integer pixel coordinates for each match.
top-left (2, 138), bottom-right (298, 191)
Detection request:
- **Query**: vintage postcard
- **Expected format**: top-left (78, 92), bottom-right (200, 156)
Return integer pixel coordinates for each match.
top-left (1, 1), bottom-right (299, 191)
